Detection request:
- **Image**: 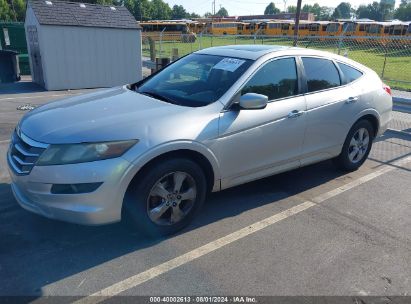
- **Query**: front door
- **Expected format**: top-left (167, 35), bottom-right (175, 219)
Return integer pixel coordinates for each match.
top-left (217, 57), bottom-right (307, 189)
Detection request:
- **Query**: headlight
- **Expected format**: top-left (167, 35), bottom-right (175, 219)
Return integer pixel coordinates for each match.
top-left (36, 140), bottom-right (138, 166)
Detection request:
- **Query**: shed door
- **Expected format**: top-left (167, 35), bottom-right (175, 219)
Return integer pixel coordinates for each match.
top-left (27, 26), bottom-right (44, 87)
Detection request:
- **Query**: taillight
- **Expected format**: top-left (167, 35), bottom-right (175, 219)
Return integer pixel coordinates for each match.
top-left (383, 83), bottom-right (392, 96)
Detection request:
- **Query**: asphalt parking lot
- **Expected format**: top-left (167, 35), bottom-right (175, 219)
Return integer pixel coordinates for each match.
top-left (1, 82), bottom-right (411, 302)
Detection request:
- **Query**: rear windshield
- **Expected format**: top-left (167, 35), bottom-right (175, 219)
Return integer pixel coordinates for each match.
top-left (134, 54), bottom-right (253, 107)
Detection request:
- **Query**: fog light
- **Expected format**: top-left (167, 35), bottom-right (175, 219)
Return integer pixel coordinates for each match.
top-left (50, 183), bottom-right (103, 194)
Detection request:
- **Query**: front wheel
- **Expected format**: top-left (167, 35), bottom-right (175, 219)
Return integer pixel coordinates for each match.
top-left (333, 120), bottom-right (374, 172)
top-left (123, 158), bottom-right (207, 236)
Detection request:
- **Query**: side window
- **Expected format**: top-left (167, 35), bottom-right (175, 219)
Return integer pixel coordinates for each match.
top-left (337, 62), bottom-right (363, 83)
top-left (302, 57), bottom-right (341, 93)
top-left (241, 58), bottom-right (298, 101)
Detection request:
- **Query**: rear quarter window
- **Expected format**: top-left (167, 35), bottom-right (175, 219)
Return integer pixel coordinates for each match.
top-left (338, 62), bottom-right (363, 83)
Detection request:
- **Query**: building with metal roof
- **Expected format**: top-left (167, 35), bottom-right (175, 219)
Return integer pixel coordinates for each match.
top-left (25, 0), bottom-right (142, 90)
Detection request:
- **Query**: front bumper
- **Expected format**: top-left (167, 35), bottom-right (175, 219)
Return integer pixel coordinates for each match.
top-left (7, 153), bottom-right (136, 225)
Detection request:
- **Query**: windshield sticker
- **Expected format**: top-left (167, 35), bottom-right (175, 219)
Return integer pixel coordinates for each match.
top-left (213, 58), bottom-right (246, 72)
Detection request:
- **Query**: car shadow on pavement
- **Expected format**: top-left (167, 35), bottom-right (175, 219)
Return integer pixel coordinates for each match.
top-left (0, 81), bottom-right (45, 95)
top-left (368, 130), bottom-right (411, 173)
top-left (0, 158), bottom-right (350, 297)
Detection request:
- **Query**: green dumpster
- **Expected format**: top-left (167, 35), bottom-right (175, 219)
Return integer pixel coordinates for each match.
top-left (0, 22), bottom-right (28, 54)
top-left (1, 22), bottom-right (30, 76)
top-left (18, 54), bottom-right (30, 75)
top-left (0, 50), bottom-right (21, 83)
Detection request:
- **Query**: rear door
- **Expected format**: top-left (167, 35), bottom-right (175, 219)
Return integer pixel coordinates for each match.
top-left (300, 56), bottom-right (363, 166)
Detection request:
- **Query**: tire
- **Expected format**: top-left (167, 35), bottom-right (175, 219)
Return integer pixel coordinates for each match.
top-left (122, 158), bottom-right (207, 237)
top-left (333, 120), bottom-right (375, 172)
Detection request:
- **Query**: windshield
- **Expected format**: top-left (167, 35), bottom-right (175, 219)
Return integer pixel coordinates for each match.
top-left (136, 54), bottom-right (253, 107)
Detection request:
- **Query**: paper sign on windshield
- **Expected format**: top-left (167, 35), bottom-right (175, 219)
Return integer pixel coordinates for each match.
top-left (213, 58), bottom-right (245, 72)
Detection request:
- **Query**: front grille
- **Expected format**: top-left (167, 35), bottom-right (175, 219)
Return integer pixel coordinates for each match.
top-left (8, 131), bottom-right (48, 175)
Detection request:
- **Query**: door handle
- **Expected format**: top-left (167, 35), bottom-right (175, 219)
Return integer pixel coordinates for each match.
top-left (345, 96), bottom-right (359, 104)
top-left (288, 110), bottom-right (305, 118)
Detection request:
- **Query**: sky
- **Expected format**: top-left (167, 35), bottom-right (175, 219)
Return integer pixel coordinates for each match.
top-left (163, 0), bottom-right (400, 16)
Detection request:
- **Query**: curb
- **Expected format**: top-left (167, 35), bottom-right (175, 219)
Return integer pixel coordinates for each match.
top-left (387, 128), bottom-right (411, 138)
top-left (393, 96), bottom-right (411, 105)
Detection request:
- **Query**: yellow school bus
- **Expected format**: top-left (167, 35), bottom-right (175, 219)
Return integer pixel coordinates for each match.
top-left (263, 20), bottom-right (292, 36)
top-left (242, 21), bottom-right (263, 35)
top-left (188, 21), bottom-right (207, 34)
top-left (235, 22), bottom-right (250, 35)
top-left (380, 21), bottom-right (410, 44)
top-left (340, 21), bottom-right (373, 42)
top-left (406, 22), bottom-right (411, 42)
top-left (291, 21), bottom-right (310, 37)
top-left (211, 22), bottom-right (243, 35)
top-left (406, 22), bottom-right (411, 44)
top-left (382, 21), bottom-right (409, 37)
top-left (341, 21), bottom-right (357, 36)
top-left (140, 22), bottom-right (196, 42)
top-left (321, 21), bottom-right (341, 36)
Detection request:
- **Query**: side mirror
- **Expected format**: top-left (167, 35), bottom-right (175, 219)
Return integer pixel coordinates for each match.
top-left (239, 93), bottom-right (268, 110)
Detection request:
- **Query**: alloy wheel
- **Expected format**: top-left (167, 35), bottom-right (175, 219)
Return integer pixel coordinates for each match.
top-left (147, 171), bottom-right (197, 226)
top-left (348, 127), bottom-right (370, 164)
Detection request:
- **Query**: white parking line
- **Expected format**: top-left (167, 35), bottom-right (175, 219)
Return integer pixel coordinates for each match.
top-left (74, 155), bottom-right (411, 304)
top-left (0, 139), bottom-right (10, 144)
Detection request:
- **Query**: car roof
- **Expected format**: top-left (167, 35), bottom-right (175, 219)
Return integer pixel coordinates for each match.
top-left (195, 44), bottom-right (369, 72)
top-left (195, 45), bottom-right (292, 60)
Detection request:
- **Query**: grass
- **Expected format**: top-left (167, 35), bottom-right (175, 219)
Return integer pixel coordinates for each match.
top-left (142, 35), bottom-right (411, 91)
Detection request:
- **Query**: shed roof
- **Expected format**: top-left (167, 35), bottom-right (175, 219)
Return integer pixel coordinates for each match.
top-left (29, 0), bottom-right (140, 30)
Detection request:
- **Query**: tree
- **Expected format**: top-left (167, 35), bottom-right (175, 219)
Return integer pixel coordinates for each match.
top-left (216, 7), bottom-right (228, 17)
top-left (302, 4), bottom-right (313, 13)
top-left (356, 2), bottom-right (380, 20)
top-left (355, 0), bottom-right (395, 21)
top-left (150, 0), bottom-right (171, 20)
top-left (189, 12), bottom-right (200, 18)
top-left (171, 5), bottom-right (188, 19)
top-left (95, 0), bottom-right (116, 4)
top-left (287, 5), bottom-right (297, 13)
top-left (12, 0), bottom-right (25, 21)
top-left (379, 0), bottom-right (395, 20)
top-left (394, 0), bottom-right (411, 21)
top-left (302, 3), bottom-right (322, 19)
top-left (264, 2), bottom-right (280, 15)
top-left (0, 0), bottom-right (12, 21)
top-left (332, 2), bottom-right (351, 19)
top-left (124, 0), bottom-right (152, 21)
top-left (318, 6), bottom-right (333, 20)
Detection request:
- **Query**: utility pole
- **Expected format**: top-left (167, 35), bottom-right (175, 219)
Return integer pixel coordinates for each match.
top-left (283, 0), bottom-right (287, 12)
top-left (293, 0), bottom-right (302, 46)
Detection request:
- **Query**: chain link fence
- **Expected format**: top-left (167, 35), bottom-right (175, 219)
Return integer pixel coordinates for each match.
top-left (142, 33), bottom-right (411, 91)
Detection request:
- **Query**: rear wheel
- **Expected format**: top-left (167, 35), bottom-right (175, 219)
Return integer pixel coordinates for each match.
top-left (123, 158), bottom-right (207, 236)
top-left (333, 120), bottom-right (374, 172)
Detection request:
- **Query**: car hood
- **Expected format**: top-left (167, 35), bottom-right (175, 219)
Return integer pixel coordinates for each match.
top-left (19, 87), bottom-right (200, 144)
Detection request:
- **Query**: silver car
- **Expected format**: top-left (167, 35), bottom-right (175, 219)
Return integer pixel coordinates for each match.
top-left (7, 45), bottom-right (392, 235)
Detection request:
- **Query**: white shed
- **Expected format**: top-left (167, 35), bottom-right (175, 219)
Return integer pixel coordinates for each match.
top-left (25, 0), bottom-right (142, 90)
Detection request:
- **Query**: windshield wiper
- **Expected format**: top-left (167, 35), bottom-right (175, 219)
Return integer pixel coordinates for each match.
top-left (138, 90), bottom-right (180, 105)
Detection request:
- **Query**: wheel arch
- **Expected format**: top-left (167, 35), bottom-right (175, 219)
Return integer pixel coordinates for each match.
top-left (353, 109), bottom-right (381, 138)
top-left (125, 141), bottom-right (221, 193)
